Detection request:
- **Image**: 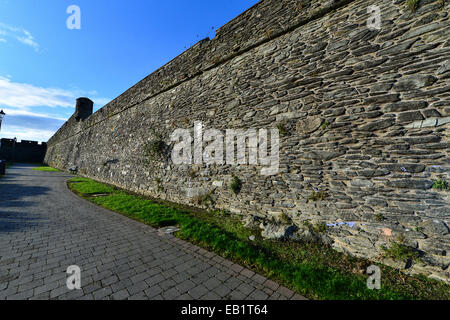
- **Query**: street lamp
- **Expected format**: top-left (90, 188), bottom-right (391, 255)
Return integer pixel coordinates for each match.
top-left (11, 136), bottom-right (16, 164)
top-left (0, 110), bottom-right (4, 161)
top-left (0, 109), bottom-right (5, 133)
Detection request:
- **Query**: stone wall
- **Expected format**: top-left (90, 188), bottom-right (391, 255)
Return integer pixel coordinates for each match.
top-left (45, 0), bottom-right (450, 282)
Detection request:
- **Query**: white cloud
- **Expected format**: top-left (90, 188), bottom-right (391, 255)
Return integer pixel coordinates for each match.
top-left (0, 76), bottom-right (111, 142)
top-left (0, 22), bottom-right (39, 51)
top-left (0, 126), bottom-right (55, 143)
top-left (2, 109), bottom-right (68, 121)
top-left (0, 76), bottom-right (111, 110)
top-left (0, 76), bottom-right (75, 109)
top-left (17, 30), bottom-right (39, 50)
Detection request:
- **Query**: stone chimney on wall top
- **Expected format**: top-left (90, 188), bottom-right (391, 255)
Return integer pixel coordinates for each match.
top-left (74, 97), bottom-right (93, 121)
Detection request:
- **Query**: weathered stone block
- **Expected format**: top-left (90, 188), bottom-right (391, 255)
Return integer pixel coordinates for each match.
top-left (386, 179), bottom-right (434, 190)
top-left (421, 220), bottom-right (450, 236)
top-left (260, 223), bottom-right (297, 240)
top-left (397, 111), bottom-right (424, 123)
top-left (295, 117), bottom-right (323, 134)
top-left (356, 118), bottom-right (395, 131)
top-left (394, 75), bottom-right (437, 91)
top-left (384, 101), bottom-right (428, 112)
top-left (364, 94), bottom-right (400, 104)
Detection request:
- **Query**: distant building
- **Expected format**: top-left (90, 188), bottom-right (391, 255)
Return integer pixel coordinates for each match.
top-left (0, 138), bottom-right (47, 163)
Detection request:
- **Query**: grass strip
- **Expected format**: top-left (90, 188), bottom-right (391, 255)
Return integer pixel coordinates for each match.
top-left (32, 166), bottom-right (60, 172)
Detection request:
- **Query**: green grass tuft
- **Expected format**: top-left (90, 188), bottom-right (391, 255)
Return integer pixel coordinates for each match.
top-left (312, 222), bottom-right (327, 233)
top-left (406, 0), bottom-right (419, 12)
top-left (381, 242), bottom-right (421, 262)
top-left (230, 176), bottom-right (242, 195)
top-left (146, 139), bottom-right (166, 161)
top-left (308, 190), bottom-right (326, 202)
top-left (321, 120), bottom-right (330, 130)
top-left (276, 121), bottom-right (289, 136)
top-left (432, 179), bottom-right (449, 191)
top-left (374, 213), bottom-right (385, 222)
top-left (190, 193), bottom-right (214, 206)
top-left (69, 177), bottom-right (117, 194)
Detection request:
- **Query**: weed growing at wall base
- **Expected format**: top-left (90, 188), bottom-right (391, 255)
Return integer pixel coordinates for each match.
top-left (380, 242), bottom-right (421, 263)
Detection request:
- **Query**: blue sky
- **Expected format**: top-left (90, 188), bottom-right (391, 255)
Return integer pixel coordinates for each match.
top-left (0, 0), bottom-right (259, 142)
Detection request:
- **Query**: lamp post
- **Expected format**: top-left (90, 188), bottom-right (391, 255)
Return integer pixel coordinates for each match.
top-left (0, 110), bottom-right (4, 152)
top-left (0, 109), bottom-right (5, 133)
top-left (12, 137), bottom-right (16, 163)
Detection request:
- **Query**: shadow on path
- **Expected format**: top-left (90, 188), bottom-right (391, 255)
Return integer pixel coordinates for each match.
top-left (0, 165), bottom-right (52, 233)
top-left (0, 211), bottom-right (43, 233)
top-left (0, 184), bottom-right (50, 209)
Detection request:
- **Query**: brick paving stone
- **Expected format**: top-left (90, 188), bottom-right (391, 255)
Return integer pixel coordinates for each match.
top-left (223, 277), bottom-right (244, 291)
top-left (61, 289), bottom-right (85, 300)
top-left (82, 282), bottom-right (103, 295)
top-left (263, 287), bottom-right (274, 296)
top-left (7, 289), bottom-right (34, 300)
top-left (29, 292), bottom-right (51, 300)
top-left (203, 277), bottom-right (222, 291)
top-left (128, 282), bottom-right (149, 295)
top-left (145, 274), bottom-right (165, 287)
top-left (212, 285), bottom-right (232, 297)
top-left (111, 278), bottom-right (133, 292)
top-left (171, 272), bottom-right (190, 284)
top-left (251, 273), bottom-right (267, 284)
top-left (292, 293), bottom-right (308, 300)
top-left (176, 279), bottom-right (197, 293)
top-left (230, 264), bottom-right (245, 273)
top-left (49, 286), bottom-right (68, 299)
top-left (278, 286), bottom-right (295, 299)
top-left (189, 285), bottom-right (209, 299)
top-left (101, 275), bottom-right (119, 287)
top-left (236, 282), bottom-right (256, 297)
top-left (240, 268), bottom-right (255, 278)
top-left (161, 287), bottom-right (181, 300)
top-left (215, 271), bottom-right (232, 282)
top-left (227, 290), bottom-right (247, 300)
top-left (144, 284), bottom-right (163, 298)
top-left (111, 289), bottom-right (130, 300)
top-left (92, 287), bottom-right (112, 300)
top-left (248, 290), bottom-right (269, 300)
top-left (159, 278), bottom-right (177, 291)
top-left (130, 272), bottom-right (150, 284)
top-left (263, 279), bottom-right (280, 291)
top-left (269, 292), bottom-right (281, 300)
top-left (202, 291), bottom-right (221, 300)
top-left (128, 292), bottom-right (148, 300)
top-left (0, 165), bottom-right (307, 301)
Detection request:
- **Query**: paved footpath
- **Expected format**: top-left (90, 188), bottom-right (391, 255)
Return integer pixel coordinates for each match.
top-left (0, 164), bottom-right (306, 300)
